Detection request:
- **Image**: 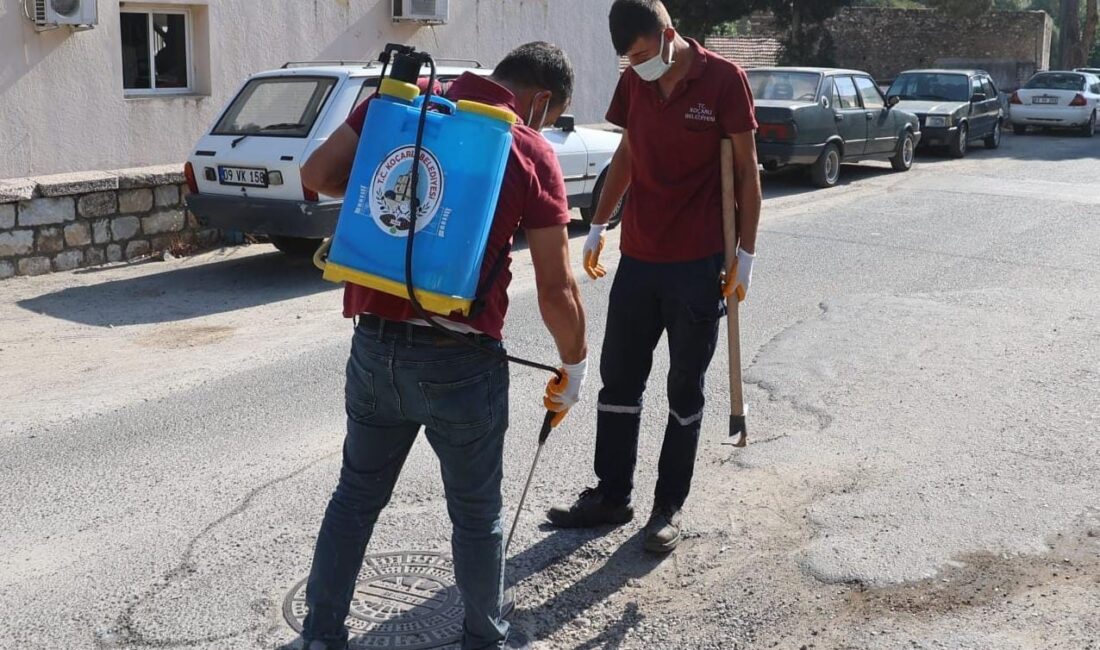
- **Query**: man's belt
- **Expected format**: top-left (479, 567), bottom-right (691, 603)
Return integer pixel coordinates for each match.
top-left (355, 313), bottom-right (494, 347)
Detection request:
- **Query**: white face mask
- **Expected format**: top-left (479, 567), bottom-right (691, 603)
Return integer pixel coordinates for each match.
top-left (633, 32), bottom-right (673, 82)
top-left (527, 93), bottom-right (551, 130)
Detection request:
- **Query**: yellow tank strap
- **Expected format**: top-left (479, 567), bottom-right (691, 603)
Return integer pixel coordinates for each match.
top-left (456, 100), bottom-right (518, 125)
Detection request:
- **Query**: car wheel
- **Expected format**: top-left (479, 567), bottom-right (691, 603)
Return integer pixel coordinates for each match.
top-left (580, 172), bottom-right (625, 230)
top-left (1082, 111), bottom-right (1096, 138)
top-left (949, 122), bottom-right (969, 158)
top-left (984, 121), bottom-right (1002, 149)
top-left (890, 131), bottom-right (915, 172)
top-left (810, 143), bottom-right (841, 188)
top-left (270, 236), bottom-right (324, 257)
top-left (1013, 124), bottom-right (1027, 135)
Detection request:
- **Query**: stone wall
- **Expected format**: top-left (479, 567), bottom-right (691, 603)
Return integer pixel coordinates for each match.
top-left (0, 167), bottom-right (217, 280)
top-left (828, 8), bottom-right (1054, 90)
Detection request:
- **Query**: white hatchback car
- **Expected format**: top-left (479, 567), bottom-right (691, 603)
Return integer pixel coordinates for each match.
top-left (1009, 70), bottom-right (1100, 136)
top-left (185, 61), bottom-right (623, 256)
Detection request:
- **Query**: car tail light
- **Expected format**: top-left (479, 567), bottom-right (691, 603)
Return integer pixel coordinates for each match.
top-left (303, 183), bottom-right (319, 202)
top-left (1009, 91), bottom-right (1022, 105)
top-left (184, 162), bottom-right (199, 194)
top-left (1070, 93), bottom-right (1088, 107)
top-left (757, 122), bottom-right (796, 142)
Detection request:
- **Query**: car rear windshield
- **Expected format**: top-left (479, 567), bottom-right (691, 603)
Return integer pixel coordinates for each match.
top-left (213, 76), bottom-right (337, 137)
top-left (1024, 73), bottom-right (1085, 91)
top-left (747, 71), bottom-right (822, 102)
top-left (887, 73), bottom-right (970, 102)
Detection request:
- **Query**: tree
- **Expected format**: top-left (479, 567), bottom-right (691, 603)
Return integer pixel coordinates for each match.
top-left (768, 0), bottom-right (853, 65)
top-left (662, 0), bottom-right (759, 41)
top-left (1065, 0), bottom-right (1100, 68)
top-left (663, 0), bottom-right (852, 44)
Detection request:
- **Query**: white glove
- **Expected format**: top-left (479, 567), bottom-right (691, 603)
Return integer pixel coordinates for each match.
top-left (544, 358), bottom-right (588, 427)
top-left (736, 247), bottom-right (755, 299)
top-left (722, 247), bottom-right (755, 302)
top-left (582, 224), bottom-right (608, 280)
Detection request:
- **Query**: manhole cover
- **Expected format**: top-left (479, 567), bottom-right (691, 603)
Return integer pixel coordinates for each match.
top-left (283, 551), bottom-right (463, 649)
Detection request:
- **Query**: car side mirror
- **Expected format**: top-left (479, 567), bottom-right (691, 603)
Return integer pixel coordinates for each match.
top-left (972, 92), bottom-right (987, 102)
top-left (821, 96), bottom-right (831, 109)
top-left (554, 114), bottom-right (575, 132)
top-left (887, 95), bottom-right (900, 108)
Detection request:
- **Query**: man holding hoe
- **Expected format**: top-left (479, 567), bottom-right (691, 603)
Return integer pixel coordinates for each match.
top-left (548, 0), bottom-right (762, 554)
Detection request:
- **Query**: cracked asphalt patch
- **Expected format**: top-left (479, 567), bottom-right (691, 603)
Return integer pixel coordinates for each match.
top-left (101, 451), bottom-right (338, 649)
top-left (743, 290), bottom-right (1100, 587)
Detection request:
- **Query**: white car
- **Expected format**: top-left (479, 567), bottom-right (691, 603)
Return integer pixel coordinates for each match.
top-left (1009, 70), bottom-right (1100, 136)
top-left (184, 61), bottom-right (623, 256)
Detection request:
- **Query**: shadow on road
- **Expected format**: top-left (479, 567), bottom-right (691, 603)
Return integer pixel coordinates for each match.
top-left (510, 529), bottom-right (666, 647)
top-left (915, 131), bottom-right (1100, 164)
top-left (506, 524), bottom-right (608, 587)
top-left (762, 163), bottom-right (899, 199)
top-left (17, 251), bottom-right (335, 326)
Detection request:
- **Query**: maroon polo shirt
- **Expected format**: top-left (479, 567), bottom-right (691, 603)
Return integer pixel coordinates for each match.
top-left (607, 38), bottom-right (758, 263)
top-left (340, 72), bottom-right (571, 340)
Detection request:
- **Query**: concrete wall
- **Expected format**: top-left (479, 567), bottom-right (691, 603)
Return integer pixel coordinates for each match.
top-left (828, 8), bottom-right (1054, 90)
top-left (0, 0), bottom-right (619, 180)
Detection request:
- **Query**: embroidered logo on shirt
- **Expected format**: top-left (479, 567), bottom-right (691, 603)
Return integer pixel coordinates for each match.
top-left (685, 102), bottom-right (716, 123)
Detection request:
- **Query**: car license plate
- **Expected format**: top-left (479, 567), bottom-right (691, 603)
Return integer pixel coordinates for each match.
top-left (1032, 97), bottom-right (1059, 105)
top-left (218, 166), bottom-right (268, 187)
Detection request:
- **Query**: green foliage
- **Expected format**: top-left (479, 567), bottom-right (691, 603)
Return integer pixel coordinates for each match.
top-left (661, 0), bottom-right (758, 40)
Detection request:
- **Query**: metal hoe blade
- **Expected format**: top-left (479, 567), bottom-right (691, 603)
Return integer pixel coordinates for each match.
top-left (730, 414), bottom-right (748, 448)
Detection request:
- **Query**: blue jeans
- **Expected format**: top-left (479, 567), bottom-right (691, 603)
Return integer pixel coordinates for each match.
top-left (594, 254), bottom-right (724, 510)
top-left (303, 319), bottom-right (510, 650)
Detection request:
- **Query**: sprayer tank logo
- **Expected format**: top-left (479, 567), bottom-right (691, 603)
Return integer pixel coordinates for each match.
top-left (366, 146), bottom-right (445, 237)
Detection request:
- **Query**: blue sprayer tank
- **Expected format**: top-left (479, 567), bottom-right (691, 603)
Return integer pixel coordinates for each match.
top-left (322, 77), bottom-right (516, 316)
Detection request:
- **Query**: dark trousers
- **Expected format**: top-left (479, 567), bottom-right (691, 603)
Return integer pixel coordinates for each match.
top-left (595, 253), bottom-right (724, 510)
top-left (303, 320), bottom-right (510, 650)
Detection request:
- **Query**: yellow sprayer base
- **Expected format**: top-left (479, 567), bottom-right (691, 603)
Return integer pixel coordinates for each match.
top-left (322, 262), bottom-right (473, 317)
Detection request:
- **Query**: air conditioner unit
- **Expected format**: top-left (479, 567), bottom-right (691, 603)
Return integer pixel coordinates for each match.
top-left (29, 0), bottom-right (99, 31)
top-left (392, 0), bottom-right (449, 24)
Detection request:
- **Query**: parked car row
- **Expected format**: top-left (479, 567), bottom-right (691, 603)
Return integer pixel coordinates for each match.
top-left (747, 64), bottom-right (1098, 188)
top-left (183, 57), bottom-right (1098, 255)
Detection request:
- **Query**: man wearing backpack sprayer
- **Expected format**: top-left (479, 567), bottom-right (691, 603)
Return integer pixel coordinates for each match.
top-left (290, 43), bottom-right (587, 650)
top-left (548, 0), bottom-right (761, 554)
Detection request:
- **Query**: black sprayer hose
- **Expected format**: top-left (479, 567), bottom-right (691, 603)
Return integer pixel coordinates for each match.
top-left (402, 55), bottom-right (564, 387)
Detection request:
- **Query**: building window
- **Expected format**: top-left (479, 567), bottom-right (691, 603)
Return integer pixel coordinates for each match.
top-left (121, 9), bottom-right (192, 95)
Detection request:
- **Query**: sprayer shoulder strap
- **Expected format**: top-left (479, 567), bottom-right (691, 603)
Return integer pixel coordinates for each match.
top-left (469, 243), bottom-right (512, 318)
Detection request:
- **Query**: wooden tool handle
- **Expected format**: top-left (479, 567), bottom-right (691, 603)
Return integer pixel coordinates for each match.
top-left (721, 139), bottom-right (747, 446)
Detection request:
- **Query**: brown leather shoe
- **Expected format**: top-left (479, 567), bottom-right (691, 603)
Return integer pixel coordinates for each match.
top-left (643, 504), bottom-right (682, 553)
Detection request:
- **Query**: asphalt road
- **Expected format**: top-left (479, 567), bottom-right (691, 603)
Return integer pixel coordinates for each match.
top-left (2, 131), bottom-right (1099, 650)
